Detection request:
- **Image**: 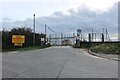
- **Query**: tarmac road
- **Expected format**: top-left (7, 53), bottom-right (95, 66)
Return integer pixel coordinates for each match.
top-left (2, 46), bottom-right (118, 78)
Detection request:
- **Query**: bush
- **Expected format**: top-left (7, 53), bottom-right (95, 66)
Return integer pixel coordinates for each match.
top-left (2, 27), bottom-right (46, 50)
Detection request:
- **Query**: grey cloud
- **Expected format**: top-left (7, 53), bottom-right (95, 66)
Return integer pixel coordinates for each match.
top-left (1, 3), bottom-right (118, 35)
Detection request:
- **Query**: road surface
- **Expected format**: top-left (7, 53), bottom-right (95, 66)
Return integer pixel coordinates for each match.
top-left (2, 46), bottom-right (118, 78)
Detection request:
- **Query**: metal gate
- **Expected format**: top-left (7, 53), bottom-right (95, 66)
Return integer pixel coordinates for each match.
top-left (48, 33), bottom-right (76, 46)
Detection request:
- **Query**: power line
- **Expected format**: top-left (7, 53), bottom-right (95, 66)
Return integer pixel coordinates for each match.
top-left (35, 21), bottom-right (57, 34)
top-left (47, 26), bottom-right (57, 33)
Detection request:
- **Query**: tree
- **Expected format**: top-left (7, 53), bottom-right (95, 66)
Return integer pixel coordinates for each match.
top-left (2, 27), bottom-right (46, 50)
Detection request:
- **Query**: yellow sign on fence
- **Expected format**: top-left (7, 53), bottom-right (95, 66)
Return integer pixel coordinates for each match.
top-left (12, 35), bottom-right (25, 43)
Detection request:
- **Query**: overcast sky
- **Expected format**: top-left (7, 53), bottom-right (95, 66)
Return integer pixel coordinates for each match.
top-left (0, 0), bottom-right (119, 40)
top-left (1, 0), bottom-right (119, 21)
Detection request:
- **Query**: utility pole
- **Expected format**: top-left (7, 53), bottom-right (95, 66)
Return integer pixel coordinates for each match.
top-left (61, 34), bottom-right (63, 46)
top-left (33, 14), bottom-right (35, 46)
top-left (106, 28), bottom-right (107, 42)
top-left (92, 28), bottom-right (93, 42)
top-left (45, 24), bottom-right (47, 45)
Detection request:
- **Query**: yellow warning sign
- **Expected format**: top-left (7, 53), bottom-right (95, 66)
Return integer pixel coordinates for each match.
top-left (12, 35), bottom-right (25, 43)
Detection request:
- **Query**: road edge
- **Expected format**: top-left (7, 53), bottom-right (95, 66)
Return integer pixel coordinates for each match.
top-left (88, 49), bottom-right (119, 61)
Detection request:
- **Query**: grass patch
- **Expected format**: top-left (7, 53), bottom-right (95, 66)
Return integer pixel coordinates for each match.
top-left (16, 46), bottom-right (44, 51)
top-left (2, 45), bottom-right (50, 52)
top-left (90, 43), bottom-right (119, 54)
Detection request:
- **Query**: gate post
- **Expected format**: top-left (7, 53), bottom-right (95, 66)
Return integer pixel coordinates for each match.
top-left (102, 33), bottom-right (104, 43)
top-left (89, 33), bottom-right (91, 42)
top-left (88, 33), bottom-right (92, 48)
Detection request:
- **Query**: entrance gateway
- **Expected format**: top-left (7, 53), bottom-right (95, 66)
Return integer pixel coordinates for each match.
top-left (48, 33), bottom-right (76, 46)
top-left (47, 29), bottom-right (83, 46)
top-left (46, 28), bottom-right (111, 46)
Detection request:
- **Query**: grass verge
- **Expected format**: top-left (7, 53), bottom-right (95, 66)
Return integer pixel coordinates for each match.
top-left (2, 46), bottom-right (50, 52)
top-left (90, 43), bottom-right (119, 54)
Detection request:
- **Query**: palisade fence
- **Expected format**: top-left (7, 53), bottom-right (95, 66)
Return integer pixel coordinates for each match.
top-left (48, 33), bottom-right (76, 46)
top-left (47, 30), bottom-right (117, 46)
